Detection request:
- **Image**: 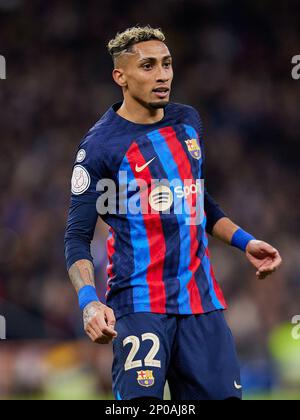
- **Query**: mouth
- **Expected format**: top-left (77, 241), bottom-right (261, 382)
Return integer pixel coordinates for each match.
top-left (152, 87), bottom-right (170, 99)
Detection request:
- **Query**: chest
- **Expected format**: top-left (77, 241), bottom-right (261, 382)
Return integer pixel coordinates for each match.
top-left (120, 123), bottom-right (203, 183)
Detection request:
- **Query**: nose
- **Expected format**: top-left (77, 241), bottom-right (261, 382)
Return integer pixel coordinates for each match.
top-left (156, 65), bottom-right (170, 83)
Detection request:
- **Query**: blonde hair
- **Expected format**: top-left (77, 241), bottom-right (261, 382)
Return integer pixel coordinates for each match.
top-left (107, 25), bottom-right (166, 63)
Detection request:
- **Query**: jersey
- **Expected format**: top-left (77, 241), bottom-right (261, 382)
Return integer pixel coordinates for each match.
top-left (65, 102), bottom-right (227, 319)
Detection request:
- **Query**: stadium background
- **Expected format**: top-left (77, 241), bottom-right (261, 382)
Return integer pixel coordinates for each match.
top-left (0, 0), bottom-right (300, 400)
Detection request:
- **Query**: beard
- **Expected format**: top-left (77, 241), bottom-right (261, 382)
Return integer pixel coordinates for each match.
top-left (148, 100), bottom-right (169, 109)
top-left (132, 94), bottom-right (170, 111)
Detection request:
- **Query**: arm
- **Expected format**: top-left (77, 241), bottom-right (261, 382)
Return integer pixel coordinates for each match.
top-left (65, 142), bottom-right (117, 344)
top-left (195, 110), bottom-right (282, 280)
top-left (211, 217), bottom-right (282, 280)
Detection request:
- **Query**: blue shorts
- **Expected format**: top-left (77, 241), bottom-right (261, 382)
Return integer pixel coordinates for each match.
top-left (112, 310), bottom-right (242, 400)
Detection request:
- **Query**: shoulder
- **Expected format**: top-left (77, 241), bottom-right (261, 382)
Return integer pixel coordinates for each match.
top-left (74, 107), bottom-right (120, 165)
top-left (168, 102), bottom-right (204, 134)
top-left (79, 111), bottom-right (113, 152)
top-left (74, 105), bottom-right (133, 177)
top-left (168, 102), bottom-right (202, 122)
top-left (168, 102), bottom-right (198, 114)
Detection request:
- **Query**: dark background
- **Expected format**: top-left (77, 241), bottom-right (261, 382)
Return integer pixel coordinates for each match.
top-left (0, 0), bottom-right (299, 399)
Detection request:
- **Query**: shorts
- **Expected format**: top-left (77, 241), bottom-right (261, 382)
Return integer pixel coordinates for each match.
top-left (112, 310), bottom-right (242, 400)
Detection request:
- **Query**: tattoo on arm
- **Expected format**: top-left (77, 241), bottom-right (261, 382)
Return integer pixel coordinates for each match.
top-left (68, 259), bottom-right (95, 293)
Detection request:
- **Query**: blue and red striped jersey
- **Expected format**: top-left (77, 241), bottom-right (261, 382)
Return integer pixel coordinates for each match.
top-left (65, 102), bottom-right (227, 318)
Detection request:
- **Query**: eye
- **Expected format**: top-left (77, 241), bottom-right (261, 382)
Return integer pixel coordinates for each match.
top-left (142, 63), bottom-right (152, 70)
top-left (163, 61), bottom-right (172, 69)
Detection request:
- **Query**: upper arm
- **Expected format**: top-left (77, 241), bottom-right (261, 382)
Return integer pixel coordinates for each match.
top-left (64, 134), bottom-right (108, 268)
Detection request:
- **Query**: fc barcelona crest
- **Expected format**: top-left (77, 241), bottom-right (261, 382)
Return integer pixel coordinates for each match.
top-left (185, 139), bottom-right (202, 160)
top-left (137, 370), bottom-right (155, 387)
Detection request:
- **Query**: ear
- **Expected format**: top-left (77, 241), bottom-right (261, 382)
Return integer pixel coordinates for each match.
top-left (112, 68), bottom-right (127, 88)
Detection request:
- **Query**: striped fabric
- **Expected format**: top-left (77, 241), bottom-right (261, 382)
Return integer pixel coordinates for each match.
top-left (106, 122), bottom-right (227, 317)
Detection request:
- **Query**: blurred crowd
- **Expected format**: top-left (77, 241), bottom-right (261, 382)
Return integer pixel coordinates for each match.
top-left (0, 0), bottom-right (300, 398)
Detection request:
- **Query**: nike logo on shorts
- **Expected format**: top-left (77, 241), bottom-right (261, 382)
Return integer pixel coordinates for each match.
top-left (234, 381), bottom-right (242, 390)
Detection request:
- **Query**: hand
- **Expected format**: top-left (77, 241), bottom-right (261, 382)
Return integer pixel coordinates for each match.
top-left (246, 240), bottom-right (282, 280)
top-left (83, 301), bottom-right (118, 344)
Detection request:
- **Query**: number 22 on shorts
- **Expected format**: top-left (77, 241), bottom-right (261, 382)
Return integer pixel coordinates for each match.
top-left (123, 333), bottom-right (161, 371)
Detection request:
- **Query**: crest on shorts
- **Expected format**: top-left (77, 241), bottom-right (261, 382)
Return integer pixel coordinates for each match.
top-left (137, 370), bottom-right (155, 387)
top-left (185, 139), bottom-right (201, 160)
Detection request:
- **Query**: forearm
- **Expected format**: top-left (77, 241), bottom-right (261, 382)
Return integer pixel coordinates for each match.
top-left (203, 191), bottom-right (256, 251)
top-left (211, 217), bottom-right (240, 244)
top-left (204, 190), bottom-right (227, 235)
top-left (211, 217), bottom-right (257, 253)
top-left (68, 259), bottom-right (102, 318)
top-left (68, 258), bottom-right (117, 343)
top-left (65, 200), bottom-right (103, 311)
top-left (68, 259), bottom-right (96, 293)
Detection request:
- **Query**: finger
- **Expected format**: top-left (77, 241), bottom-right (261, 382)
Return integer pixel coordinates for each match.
top-left (257, 268), bottom-right (276, 278)
top-left (258, 257), bottom-right (282, 273)
top-left (259, 265), bottom-right (276, 273)
top-left (86, 316), bottom-right (113, 340)
top-left (257, 271), bottom-right (270, 280)
top-left (262, 264), bottom-right (279, 273)
top-left (85, 326), bottom-right (100, 342)
top-left (273, 254), bottom-right (283, 268)
top-left (95, 335), bottom-right (113, 345)
top-left (105, 308), bottom-right (116, 329)
top-left (86, 325), bottom-right (112, 344)
top-left (257, 266), bottom-right (277, 279)
top-left (259, 243), bottom-right (279, 256)
top-left (102, 326), bottom-right (118, 338)
top-left (85, 327), bottom-right (94, 341)
top-left (256, 258), bottom-right (273, 272)
top-left (85, 321), bottom-right (97, 336)
top-left (93, 315), bottom-right (117, 338)
top-left (87, 317), bottom-right (105, 336)
top-left (258, 254), bottom-right (281, 270)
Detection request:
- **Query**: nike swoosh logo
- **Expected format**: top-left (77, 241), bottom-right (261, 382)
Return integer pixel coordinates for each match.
top-left (234, 381), bottom-right (242, 390)
top-left (135, 157), bottom-right (156, 173)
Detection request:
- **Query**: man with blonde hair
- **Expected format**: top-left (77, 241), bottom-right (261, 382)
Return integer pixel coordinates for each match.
top-left (65, 26), bottom-right (282, 400)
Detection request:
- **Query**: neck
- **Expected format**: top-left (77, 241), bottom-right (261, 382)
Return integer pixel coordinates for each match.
top-left (117, 96), bottom-right (165, 124)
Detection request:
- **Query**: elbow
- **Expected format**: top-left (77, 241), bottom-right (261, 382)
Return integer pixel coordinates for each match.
top-left (64, 232), bottom-right (93, 271)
